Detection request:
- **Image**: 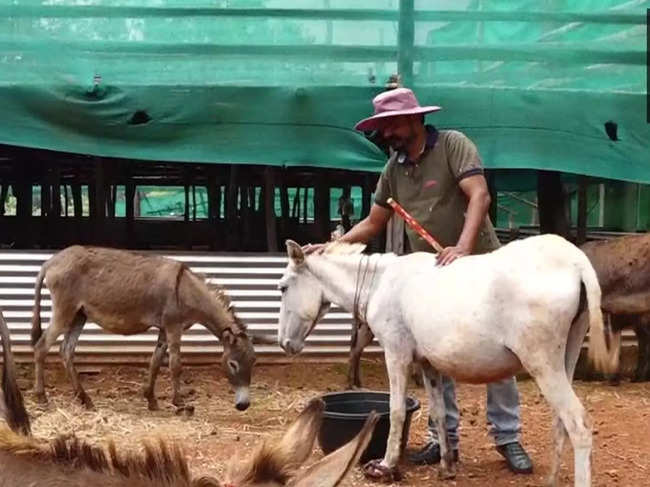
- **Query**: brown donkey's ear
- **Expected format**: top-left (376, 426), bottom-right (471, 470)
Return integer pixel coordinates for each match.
top-left (291, 410), bottom-right (379, 487)
top-left (224, 398), bottom-right (324, 485)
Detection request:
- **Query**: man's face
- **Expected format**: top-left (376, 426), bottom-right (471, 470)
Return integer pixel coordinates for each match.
top-left (378, 115), bottom-right (419, 152)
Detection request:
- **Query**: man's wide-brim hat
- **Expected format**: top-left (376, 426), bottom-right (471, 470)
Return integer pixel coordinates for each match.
top-left (354, 87), bottom-right (441, 132)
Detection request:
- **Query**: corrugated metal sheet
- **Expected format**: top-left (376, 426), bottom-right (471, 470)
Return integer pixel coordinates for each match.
top-left (0, 249), bottom-right (636, 364)
top-left (0, 250), bottom-right (383, 364)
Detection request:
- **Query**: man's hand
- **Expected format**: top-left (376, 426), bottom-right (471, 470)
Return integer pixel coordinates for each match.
top-left (436, 245), bottom-right (469, 266)
top-left (302, 243), bottom-right (328, 255)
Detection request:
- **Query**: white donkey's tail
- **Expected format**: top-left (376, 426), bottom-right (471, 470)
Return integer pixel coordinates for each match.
top-left (580, 254), bottom-right (619, 375)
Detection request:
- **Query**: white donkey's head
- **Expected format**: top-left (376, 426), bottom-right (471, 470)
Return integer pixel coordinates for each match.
top-left (277, 239), bottom-right (366, 356)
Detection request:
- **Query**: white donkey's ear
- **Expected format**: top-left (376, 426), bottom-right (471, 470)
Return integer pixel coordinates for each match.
top-left (286, 239), bottom-right (305, 265)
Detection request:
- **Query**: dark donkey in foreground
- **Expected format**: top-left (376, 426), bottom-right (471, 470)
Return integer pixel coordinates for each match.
top-left (0, 310), bottom-right (380, 486)
top-left (31, 245), bottom-right (264, 411)
top-left (581, 233), bottom-right (650, 382)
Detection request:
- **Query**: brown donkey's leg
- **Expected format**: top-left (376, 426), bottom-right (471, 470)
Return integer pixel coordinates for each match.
top-left (347, 322), bottom-right (374, 389)
top-left (165, 327), bottom-right (184, 407)
top-left (144, 329), bottom-right (168, 410)
top-left (34, 306), bottom-right (73, 404)
top-left (59, 312), bottom-right (92, 409)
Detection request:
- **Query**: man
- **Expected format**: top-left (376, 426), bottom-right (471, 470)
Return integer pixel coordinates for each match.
top-left (307, 87), bottom-right (533, 474)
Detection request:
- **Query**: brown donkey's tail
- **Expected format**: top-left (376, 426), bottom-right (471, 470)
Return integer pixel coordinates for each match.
top-left (0, 309), bottom-right (31, 435)
top-left (30, 263), bottom-right (48, 347)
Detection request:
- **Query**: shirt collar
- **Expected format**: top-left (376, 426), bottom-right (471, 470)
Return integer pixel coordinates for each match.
top-left (395, 125), bottom-right (439, 165)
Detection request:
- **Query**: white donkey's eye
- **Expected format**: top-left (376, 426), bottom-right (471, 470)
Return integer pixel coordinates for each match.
top-left (278, 285), bottom-right (288, 294)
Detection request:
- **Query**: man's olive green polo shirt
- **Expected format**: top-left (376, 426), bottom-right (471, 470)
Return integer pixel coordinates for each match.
top-left (374, 127), bottom-right (501, 255)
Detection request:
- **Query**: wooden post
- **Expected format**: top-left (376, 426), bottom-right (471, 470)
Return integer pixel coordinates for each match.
top-left (292, 188), bottom-right (300, 219)
top-left (577, 175), bottom-right (588, 245)
top-left (40, 176), bottom-right (50, 217)
top-left (107, 185), bottom-right (117, 218)
top-left (192, 185), bottom-right (197, 221)
top-left (226, 165), bottom-right (239, 249)
top-left (125, 168), bottom-right (135, 248)
top-left (241, 179), bottom-right (252, 247)
top-left (537, 170), bottom-right (570, 239)
top-left (88, 182), bottom-right (96, 218)
top-left (487, 170), bottom-right (498, 225)
top-left (51, 167), bottom-right (61, 217)
top-left (264, 166), bottom-right (278, 251)
top-left (183, 167), bottom-right (191, 249)
top-left (314, 175), bottom-right (330, 242)
top-left (72, 183), bottom-right (82, 218)
top-left (302, 186), bottom-right (309, 224)
top-left (92, 158), bottom-right (106, 244)
top-left (206, 166), bottom-right (220, 222)
top-left (12, 163), bottom-right (32, 247)
top-left (0, 185), bottom-right (8, 216)
top-left (362, 175), bottom-right (372, 218)
top-left (278, 170), bottom-right (290, 241)
top-left (280, 170), bottom-right (290, 219)
top-left (184, 176), bottom-right (190, 223)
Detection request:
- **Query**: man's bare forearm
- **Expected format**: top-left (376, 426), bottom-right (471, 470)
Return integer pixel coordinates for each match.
top-left (456, 191), bottom-right (490, 253)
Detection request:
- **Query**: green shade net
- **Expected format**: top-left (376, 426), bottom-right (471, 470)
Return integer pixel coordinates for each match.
top-left (0, 1), bottom-right (648, 187)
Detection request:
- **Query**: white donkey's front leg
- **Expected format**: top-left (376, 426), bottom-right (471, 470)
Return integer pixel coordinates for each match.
top-left (363, 347), bottom-right (410, 483)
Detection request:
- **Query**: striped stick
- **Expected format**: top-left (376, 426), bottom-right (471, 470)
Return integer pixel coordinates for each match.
top-left (386, 197), bottom-right (445, 253)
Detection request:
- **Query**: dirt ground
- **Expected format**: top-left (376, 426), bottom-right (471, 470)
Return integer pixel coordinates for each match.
top-left (13, 358), bottom-right (650, 486)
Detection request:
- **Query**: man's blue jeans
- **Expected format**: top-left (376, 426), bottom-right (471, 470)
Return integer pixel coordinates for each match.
top-left (427, 375), bottom-right (521, 449)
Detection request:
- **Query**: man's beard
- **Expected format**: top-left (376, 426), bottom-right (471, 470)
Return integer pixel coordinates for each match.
top-left (388, 134), bottom-right (414, 152)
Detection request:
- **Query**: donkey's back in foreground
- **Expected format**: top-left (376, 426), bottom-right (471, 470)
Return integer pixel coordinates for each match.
top-left (0, 309), bottom-right (379, 487)
top-left (278, 234), bottom-right (619, 487)
top-left (31, 245), bottom-right (259, 411)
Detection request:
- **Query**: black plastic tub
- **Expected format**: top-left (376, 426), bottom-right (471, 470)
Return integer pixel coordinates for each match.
top-left (317, 390), bottom-right (421, 464)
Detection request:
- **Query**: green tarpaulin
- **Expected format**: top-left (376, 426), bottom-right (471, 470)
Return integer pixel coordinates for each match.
top-left (1, 1), bottom-right (648, 185)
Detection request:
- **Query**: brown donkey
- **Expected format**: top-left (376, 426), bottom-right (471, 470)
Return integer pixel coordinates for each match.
top-left (1, 312), bottom-right (378, 487)
top-left (31, 245), bottom-right (260, 411)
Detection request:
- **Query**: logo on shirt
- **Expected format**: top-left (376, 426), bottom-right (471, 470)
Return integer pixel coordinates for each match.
top-left (423, 179), bottom-right (438, 189)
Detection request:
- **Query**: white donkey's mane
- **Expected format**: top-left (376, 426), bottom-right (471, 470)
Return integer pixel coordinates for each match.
top-left (321, 241), bottom-right (367, 255)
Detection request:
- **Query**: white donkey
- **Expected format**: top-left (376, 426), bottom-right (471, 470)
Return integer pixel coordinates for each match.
top-left (277, 234), bottom-right (618, 487)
